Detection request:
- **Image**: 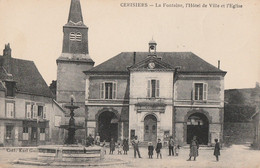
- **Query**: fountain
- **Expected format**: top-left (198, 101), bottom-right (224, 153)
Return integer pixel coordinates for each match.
top-left (37, 95), bottom-right (103, 162)
top-left (61, 95), bottom-right (81, 144)
top-left (14, 95), bottom-right (126, 166)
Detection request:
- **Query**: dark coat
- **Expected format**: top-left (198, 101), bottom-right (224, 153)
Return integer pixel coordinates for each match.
top-left (123, 139), bottom-right (129, 151)
top-left (110, 140), bottom-right (116, 151)
top-left (148, 145), bottom-right (154, 155)
top-left (156, 142), bottom-right (162, 153)
top-left (214, 142), bottom-right (220, 156)
top-left (86, 136), bottom-right (94, 146)
top-left (168, 139), bottom-right (174, 147)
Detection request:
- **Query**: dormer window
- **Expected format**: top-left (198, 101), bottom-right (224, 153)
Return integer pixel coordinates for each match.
top-left (69, 32), bottom-right (82, 41)
top-left (5, 81), bottom-right (15, 97)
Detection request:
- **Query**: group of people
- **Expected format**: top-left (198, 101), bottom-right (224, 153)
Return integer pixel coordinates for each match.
top-left (108, 138), bottom-right (130, 155)
top-left (86, 134), bottom-right (221, 162)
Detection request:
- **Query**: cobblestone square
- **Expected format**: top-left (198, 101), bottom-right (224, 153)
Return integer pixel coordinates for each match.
top-left (0, 145), bottom-right (260, 168)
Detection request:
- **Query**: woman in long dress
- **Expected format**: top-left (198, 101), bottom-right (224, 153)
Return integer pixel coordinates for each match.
top-left (187, 136), bottom-right (199, 161)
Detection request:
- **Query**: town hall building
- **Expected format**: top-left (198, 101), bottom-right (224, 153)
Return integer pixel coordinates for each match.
top-left (56, 0), bottom-right (227, 145)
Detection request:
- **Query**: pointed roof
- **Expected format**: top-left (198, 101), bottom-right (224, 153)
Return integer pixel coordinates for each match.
top-left (66, 0), bottom-right (85, 26)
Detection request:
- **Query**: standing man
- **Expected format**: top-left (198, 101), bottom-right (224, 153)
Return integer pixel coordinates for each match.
top-left (132, 136), bottom-right (142, 158)
top-left (156, 139), bottom-right (163, 159)
top-left (168, 136), bottom-right (174, 156)
top-left (109, 138), bottom-right (116, 154)
top-left (213, 139), bottom-right (220, 161)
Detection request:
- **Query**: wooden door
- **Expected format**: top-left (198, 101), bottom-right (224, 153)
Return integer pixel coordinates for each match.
top-left (144, 115), bottom-right (157, 142)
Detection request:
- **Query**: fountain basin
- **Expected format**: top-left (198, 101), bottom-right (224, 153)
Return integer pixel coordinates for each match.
top-left (38, 145), bottom-right (104, 162)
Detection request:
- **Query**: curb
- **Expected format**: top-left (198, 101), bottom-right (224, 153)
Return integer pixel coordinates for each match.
top-left (14, 159), bottom-right (127, 167)
top-left (14, 160), bottom-right (49, 166)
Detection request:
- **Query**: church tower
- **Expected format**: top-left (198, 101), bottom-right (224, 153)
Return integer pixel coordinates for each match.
top-left (56, 0), bottom-right (94, 139)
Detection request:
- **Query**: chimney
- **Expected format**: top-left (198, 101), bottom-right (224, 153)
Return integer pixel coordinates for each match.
top-left (218, 60), bottom-right (220, 69)
top-left (3, 43), bottom-right (11, 57)
top-left (133, 52), bottom-right (136, 65)
top-left (3, 43), bottom-right (12, 74)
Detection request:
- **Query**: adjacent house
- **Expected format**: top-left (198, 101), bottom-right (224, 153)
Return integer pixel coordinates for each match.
top-left (0, 44), bottom-right (65, 146)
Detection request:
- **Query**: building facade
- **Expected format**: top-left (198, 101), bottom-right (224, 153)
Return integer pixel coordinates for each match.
top-left (84, 41), bottom-right (226, 145)
top-left (0, 44), bottom-right (65, 146)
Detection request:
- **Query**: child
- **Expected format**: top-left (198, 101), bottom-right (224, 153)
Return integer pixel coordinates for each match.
top-left (156, 139), bottom-right (162, 159)
top-left (117, 143), bottom-right (122, 155)
top-left (148, 142), bottom-right (154, 159)
top-left (174, 144), bottom-right (180, 156)
top-left (123, 139), bottom-right (129, 155)
top-left (214, 139), bottom-right (220, 161)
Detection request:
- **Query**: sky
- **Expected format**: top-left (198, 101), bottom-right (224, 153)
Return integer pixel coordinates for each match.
top-left (0, 0), bottom-right (259, 89)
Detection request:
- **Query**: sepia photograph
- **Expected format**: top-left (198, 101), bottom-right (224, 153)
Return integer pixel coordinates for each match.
top-left (0, 0), bottom-right (259, 167)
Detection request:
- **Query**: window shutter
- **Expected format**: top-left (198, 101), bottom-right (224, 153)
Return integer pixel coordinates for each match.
top-left (6, 103), bottom-right (9, 117)
top-left (100, 82), bottom-right (104, 99)
top-left (18, 127), bottom-right (23, 141)
top-left (43, 106), bottom-right (47, 119)
top-left (192, 84), bottom-right (195, 100)
top-left (33, 105), bottom-right (37, 119)
top-left (112, 82), bottom-right (117, 99)
top-left (147, 80), bottom-right (151, 97)
top-left (203, 83), bottom-right (208, 100)
top-left (26, 104), bottom-right (31, 119)
top-left (9, 103), bottom-right (14, 117)
top-left (45, 128), bottom-right (49, 141)
top-left (156, 80), bottom-right (160, 97)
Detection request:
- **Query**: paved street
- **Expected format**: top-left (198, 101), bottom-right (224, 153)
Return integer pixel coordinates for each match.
top-left (0, 145), bottom-right (260, 168)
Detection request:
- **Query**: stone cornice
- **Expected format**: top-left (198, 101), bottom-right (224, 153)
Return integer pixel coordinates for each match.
top-left (56, 58), bottom-right (95, 65)
top-left (129, 69), bottom-right (175, 72)
top-left (178, 71), bottom-right (227, 76)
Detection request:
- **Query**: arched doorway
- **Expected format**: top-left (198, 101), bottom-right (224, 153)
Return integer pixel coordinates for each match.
top-left (98, 112), bottom-right (118, 142)
top-left (144, 114), bottom-right (157, 142)
top-left (187, 113), bottom-right (209, 145)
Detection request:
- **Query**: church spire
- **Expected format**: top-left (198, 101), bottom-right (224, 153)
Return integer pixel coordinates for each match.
top-left (67, 0), bottom-right (84, 24)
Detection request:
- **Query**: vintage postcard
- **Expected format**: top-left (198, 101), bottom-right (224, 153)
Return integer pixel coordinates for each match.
top-left (0, 0), bottom-right (259, 167)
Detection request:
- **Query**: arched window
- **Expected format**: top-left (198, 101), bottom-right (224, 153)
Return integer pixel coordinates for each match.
top-left (69, 32), bottom-right (76, 40)
top-left (75, 32), bottom-right (82, 41)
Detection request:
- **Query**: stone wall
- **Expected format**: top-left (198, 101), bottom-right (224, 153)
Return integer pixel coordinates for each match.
top-left (223, 122), bottom-right (254, 145)
top-left (57, 60), bottom-right (94, 142)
